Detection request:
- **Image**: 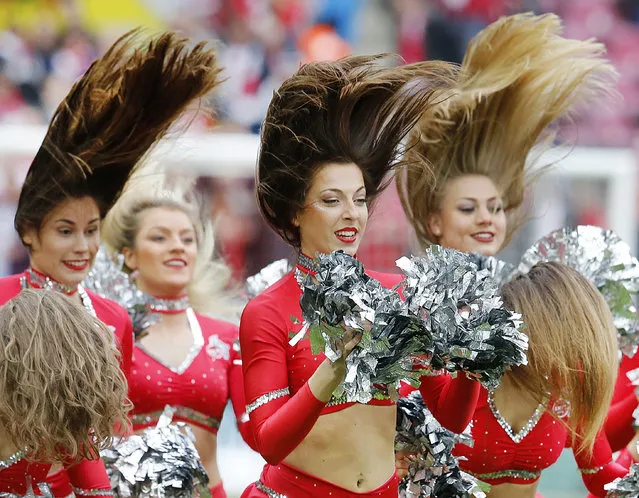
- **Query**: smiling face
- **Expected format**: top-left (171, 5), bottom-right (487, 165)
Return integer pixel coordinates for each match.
top-left (294, 162), bottom-right (368, 257)
top-left (429, 174), bottom-right (507, 256)
top-left (22, 196), bottom-right (101, 287)
top-left (122, 206), bottom-right (197, 298)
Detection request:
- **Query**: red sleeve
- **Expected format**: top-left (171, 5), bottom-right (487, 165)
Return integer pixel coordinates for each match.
top-left (47, 459), bottom-right (111, 497)
top-left (574, 430), bottom-right (629, 496)
top-left (240, 298), bottom-right (326, 464)
top-left (418, 373), bottom-right (480, 433)
top-left (116, 315), bottom-right (133, 378)
top-left (228, 339), bottom-right (257, 450)
top-left (605, 393), bottom-right (638, 451)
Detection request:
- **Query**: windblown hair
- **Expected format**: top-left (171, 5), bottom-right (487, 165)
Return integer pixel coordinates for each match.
top-left (257, 54), bottom-right (456, 247)
top-left (101, 166), bottom-right (235, 316)
top-left (501, 262), bottom-right (617, 454)
top-left (15, 29), bottom-right (222, 243)
top-left (0, 289), bottom-right (130, 462)
top-left (398, 13), bottom-right (617, 248)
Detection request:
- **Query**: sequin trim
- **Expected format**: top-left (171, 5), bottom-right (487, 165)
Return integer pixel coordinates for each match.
top-left (246, 388), bottom-right (290, 415)
top-left (0, 450), bottom-right (24, 470)
top-left (487, 390), bottom-right (546, 443)
top-left (579, 462), bottom-right (610, 475)
top-left (468, 469), bottom-right (541, 481)
top-left (20, 276), bottom-right (95, 318)
top-left (296, 253), bottom-right (318, 274)
top-left (131, 406), bottom-right (220, 431)
top-left (148, 295), bottom-right (190, 313)
top-left (73, 488), bottom-right (113, 496)
top-left (25, 267), bottom-right (77, 294)
top-left (255, 481), bottom-right (287, 498)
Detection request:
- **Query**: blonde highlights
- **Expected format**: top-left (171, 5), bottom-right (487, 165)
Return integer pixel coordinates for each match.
top-left (0, 289), bottom-right (130, 462)
top-left (501, 262), bottom-right (618, 454)
top-left (398, 13), bottom-right (617, 248)
top-left (101, 169), bottom-right (235, 317)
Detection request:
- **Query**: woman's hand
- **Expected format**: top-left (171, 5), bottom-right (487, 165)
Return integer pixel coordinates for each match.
top-left (395, 450), bottom-right (414, 479)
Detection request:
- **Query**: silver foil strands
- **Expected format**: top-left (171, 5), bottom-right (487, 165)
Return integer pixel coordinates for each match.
top-left (518, 225), bottom-right (639, 357)
top-left (298, 251), bottom-right (426, 403)
top-left (245, 259), bottom-right (292, 299)
top-left (101, 406), bottom-right (210, 498)
top-left (396, 392), bottom-right (486, 498)
top-left (467, 253), bottom-right (516, 289)
top-left (604, 457), bottom-right (639, 497)
top-left (397, 247), bottom-right (528, 390)
top-left (84, 246), bottom-right (160, 337)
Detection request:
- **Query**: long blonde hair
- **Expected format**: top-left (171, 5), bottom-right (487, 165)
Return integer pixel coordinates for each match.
top-left (501, 262), bottom-right (617, 454)
top-left (398, 13), bottom-right (617, 248)
top-left (101, 167), bottom-right (235, 317)
top-left (0, 289), bottom-right (130, 462)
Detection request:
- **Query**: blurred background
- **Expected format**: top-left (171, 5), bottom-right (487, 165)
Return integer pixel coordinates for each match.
top-left (1, 0), bottom-right (638, 496)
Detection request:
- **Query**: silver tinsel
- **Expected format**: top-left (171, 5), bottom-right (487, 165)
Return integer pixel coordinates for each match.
top-left (605, 457), bottom-right (639, 497)
top-left (396, 392), bottom-right (486, 498)
top-left (467, 253), bottom-right (516, 289)
top-left (84, 246), bottom-right (160, 337)
top-left (518, 226), bottom-right (639, 357)
top-left (298, 251), bottom-right (427, 403)
top-left (101, 406), bottom-right (210, 498)
top-left (397, 247), bottom-right (528, 390)
top-left (245, 259), bottom-right (292, 299)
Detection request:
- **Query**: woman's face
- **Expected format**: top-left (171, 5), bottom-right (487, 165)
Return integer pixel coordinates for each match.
top-left (22, 196), bottom-right (101, 286)
top-left (294, 162), bottom-right (368, 258)
top-left (123, 207), bottom-right (197, 298)
top-left (429, 174), bottom-right (507, 256)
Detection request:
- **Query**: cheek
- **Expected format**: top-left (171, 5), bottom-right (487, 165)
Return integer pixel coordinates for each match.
top-left (442, 212), bottom-right (472, 240)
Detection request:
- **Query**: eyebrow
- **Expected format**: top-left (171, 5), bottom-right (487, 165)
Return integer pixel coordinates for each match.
top-left (148, 226), bottom-right (195, 234)
top-left (55, 218), bottom-right (100, 225)
top-left (459, 197), bottom-right (501, 202)
top-left (320, 186), bottom-right (366, 195)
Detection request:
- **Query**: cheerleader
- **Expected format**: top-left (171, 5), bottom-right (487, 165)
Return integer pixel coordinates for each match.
top-left (239, 54), bottom-right (480, 497)
top-left (0, 30), bottom-right (221, 496)
top-left (397, 13), bottom-right (622, 497)
top-left (98, 172), bottom-right (255, 498)
top-left (397, 12), bottom-right (615, 258)
top-left (0, 289), bottom-right (129, 496)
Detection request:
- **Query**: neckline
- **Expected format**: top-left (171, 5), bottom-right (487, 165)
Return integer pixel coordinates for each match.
top-left (25, 267), bottom-right (78, 295)
top-left (487, 389), bottom-right (546, 444)
top-left (296, 252), bottom-right (319, 275)
top-left (20, 272), bottom-right (96, 318)
top-left (137, 307), bottom-right (204, 374)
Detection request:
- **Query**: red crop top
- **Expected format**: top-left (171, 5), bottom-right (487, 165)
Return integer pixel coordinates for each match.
top-left (0, 450), bottom-right (110, 496)
top-left (454, 387), bottom-right (627, 496)
top-left (604, 351), bottom-right (639, 451)
top-left (128, 309), bottom-right (254, 447)
top-left (240, 267), bottom-right (480, 465)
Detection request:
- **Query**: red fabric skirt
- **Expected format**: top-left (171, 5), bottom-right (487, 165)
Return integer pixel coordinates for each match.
top-left (210, 482), bottom-right (227, 498)
top-left (241, 462), bottom-right (399, 497)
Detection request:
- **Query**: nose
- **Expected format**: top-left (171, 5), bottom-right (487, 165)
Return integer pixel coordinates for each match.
top-left (169, 235), bottom-right (187, 252)
top-left (476, 205), bottom-right (493, 225)
top-left (74, 233), bottom-right (90, 253)
top-left (342, 199), bottom-right (358, 221)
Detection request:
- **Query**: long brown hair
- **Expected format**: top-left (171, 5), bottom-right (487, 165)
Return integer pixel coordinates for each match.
top-left (398, 13), bottom-right (617, 248)
top-left (501, 262), bottom-right (618, 454)
top-left (257, 54), bottom-right (456, 247)
top-left (0, 289), bottom-right (130, 462)
top-left (14, 29), bottom-right (222, 244)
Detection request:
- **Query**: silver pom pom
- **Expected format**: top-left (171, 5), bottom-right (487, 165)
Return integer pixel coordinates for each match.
top-left (518, 225), bottom-right (639, 357)
top-left (245, 259), bottom-right (292, 299)
top-left (102, 406), bottom-right (210, 498)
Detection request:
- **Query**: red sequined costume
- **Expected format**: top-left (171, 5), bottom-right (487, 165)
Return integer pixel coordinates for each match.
top-left (0, 270), bottom-right (134, 497)
top-left (604, 352), bottom-right (639, 452)
top-left (240, 264), bottom-right (479, 497)
top-left (453, 387), bottom-right (628, 497)
top-left (127, 307), bottom-right (255, 498)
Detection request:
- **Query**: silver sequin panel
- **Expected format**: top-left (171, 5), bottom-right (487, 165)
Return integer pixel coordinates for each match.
top-left (0, 450), bottom-right (24, 470)
top-left (487, 390), bottom-right (546, 443)
top-left (131, 406), bottom-right (221, 432)
top-left (468, 469), bottom-right (541, 481)
top-left (579, 462), bottom-right (610, 475)
top-left (246, 387), bottom-right (290, 415)
top-left (255, 481), bottom-right (288, 498)
top-left (73, 487), bottom-right (114, 496)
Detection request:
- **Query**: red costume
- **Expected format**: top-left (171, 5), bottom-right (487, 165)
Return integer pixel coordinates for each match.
top-left (604, 352), bottom-right (639, 452)
top-left (240, 263), bottom-right (479, 497)
top-left (454, 387), bottom-right (628, 497)
top-left (128, 308), bottom-right (254, 449)
top-left (0, 271), bottom-right (133, 497)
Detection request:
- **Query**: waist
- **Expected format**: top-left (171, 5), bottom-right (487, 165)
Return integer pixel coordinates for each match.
top-left (286, 404), bottom-right (396, 487)
top-left (257, 462), bottom-right (399, 497)
top-left (463, 468), bottom-right (542, 485)
top-left (131, 406), bottom-right (221, 433)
